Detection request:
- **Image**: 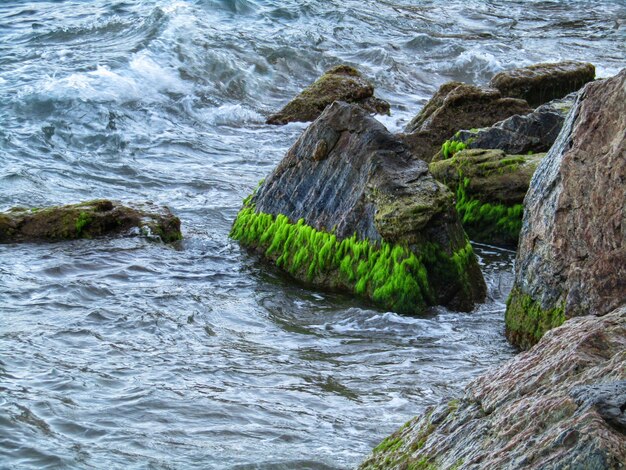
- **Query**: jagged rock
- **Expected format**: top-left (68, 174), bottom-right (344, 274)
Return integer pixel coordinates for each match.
top-left (489, 61), bottom-right (595, 107)
top-left (436, 93), bottom-right (576, 158)
top-left (232, 102), bottom-right (486, 314)
top-left (0, 199), bottom-right (182, 243)
top-left (506, 68), bottom-right (626, 349)
top-left (266, 65), bottom-right (390, 125)
top-left (402, 82), bottom-right (532, 162)
top-left (429, 149), bottom-right (544, 247)
top-left (359, 306), bottom-right (626, 470)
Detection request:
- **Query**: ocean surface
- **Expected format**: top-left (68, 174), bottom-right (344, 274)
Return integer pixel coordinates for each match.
top-left (0, 1), bottom-right (624, 468)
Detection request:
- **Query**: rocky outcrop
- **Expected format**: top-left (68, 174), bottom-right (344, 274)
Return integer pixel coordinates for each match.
top-left (489, 61), bottom-right (595, 107)
top-left (429, 149), bottom-right (544, 247)
top-left (440, 93), bottom-right (576, 157)
top-left (506, 69), bottom-right (626, 349)
top-left (266, 65), bottom-right (390, 125)
top-left (402, 83), bottom-right (532, 162)
top-left (232, 102), bottom-right (486, 314)
top-left (0, 199), bottom-right (182, 243)
top-left (359, 306), bottom-right (626, 470)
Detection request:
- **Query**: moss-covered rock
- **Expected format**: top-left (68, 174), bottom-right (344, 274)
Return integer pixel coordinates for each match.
top-left (266, 65), bottom-right (390, 125)
top-left (489, 61), bottom-right (595, 107)
top-left (429, 149), bottom-right (543, 247)
top-left (234, 102), bottom-right (486, 314)
top-left (0, 199), bottom-right (182, 244)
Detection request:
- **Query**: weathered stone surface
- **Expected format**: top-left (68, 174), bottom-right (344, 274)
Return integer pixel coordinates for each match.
top-left (490, 61), bottom-right (595, 107)
top-left (233, 102), bottom-right (486, 314)
top-left (0, 199), bottom-right (182, 243)
top-left (402, 83), bottom-right (532, 162)
top-left (447, 93), bottom-right (576, 156)
top-left (506, 68), bottom-right (626, 349)
top-left (359, 307), bottom-right (626, 469)
top-left (266, 65), bottom-right (390, 125)
top-left (429, 149), bottom-right (544, 247)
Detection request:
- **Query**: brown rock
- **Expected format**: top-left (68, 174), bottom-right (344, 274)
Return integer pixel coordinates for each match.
top-left (490, 61), bottom-right (595, 107)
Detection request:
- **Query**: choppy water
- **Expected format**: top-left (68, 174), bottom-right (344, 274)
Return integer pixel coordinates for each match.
top-left (0, 1), bottom-right (624, 468)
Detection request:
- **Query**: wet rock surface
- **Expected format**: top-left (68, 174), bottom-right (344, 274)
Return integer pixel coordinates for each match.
top-left (402, 82), bottom-right (532, 162)
top-left (266, 65), bottom-right (390, 125)
top-left (506, 68), bottom-right (626, 349)
top-left (359, 306), bottom-right (626, 470)
top-left (0, 199), bottom-right (182, 243)
top-left (489, 61), bottom-right (595, 107)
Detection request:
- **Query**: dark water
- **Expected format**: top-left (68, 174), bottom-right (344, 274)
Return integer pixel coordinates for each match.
top-left (0, 1), bottom-right (624, 468)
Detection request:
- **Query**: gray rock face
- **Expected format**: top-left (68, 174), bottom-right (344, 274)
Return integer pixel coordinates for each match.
top-left (453, 93), bottom-right (576, 155)
top-left (359, 307), bottom-right (626, 469)
top-left (505, 68), bottom-right (626, 349)
top-left (489, 61), bottom-right (595, 107)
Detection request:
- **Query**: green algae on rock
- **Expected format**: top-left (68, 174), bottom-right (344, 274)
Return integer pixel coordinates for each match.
top-left (429, 148), bottom-right (543, 247)
top-left (266, 65), bottom-right (390, 125)
top-left (235, 101), bottom-right (486, 314)
top-left (0, 199), bottom-right (182, 244)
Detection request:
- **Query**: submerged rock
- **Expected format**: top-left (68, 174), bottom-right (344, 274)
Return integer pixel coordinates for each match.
top-left (359, 306), bottom-right (626, 469)
top-left (402, 82), bottom-right (532, 162)
top-left (0, 199), bottom-right (182, 243)
top-left (429, 149), bottom-right (543, 247)
top-left (506, 68), bottom-right (626, 349)
top-left (232, 102), bottom-right (486, 314)
top-left (489, 61), bottom-right (595, 107)
top-left (266, 65), bottom-right (390, 125)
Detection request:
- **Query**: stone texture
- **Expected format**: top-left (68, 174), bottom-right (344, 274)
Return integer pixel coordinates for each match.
top-left (359, 306), bottom-right (626, 470)
top-left (235, 101), bottom-right (486, 313)
top-left (266, 65), bottom-right (390, 125)
top-left (0, 199), bottom-right (182, 243)
top-left (402, 82), bottom-right (532, 162)
top-left (489, 61), bottom-right (595, 107)
top-left (506, 68), bottom-right (626, 349)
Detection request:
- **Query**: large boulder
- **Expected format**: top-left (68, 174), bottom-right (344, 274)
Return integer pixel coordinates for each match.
top-left (506, 69), bottom-right (626, 349)
top-left (266, 65), bottom-right (390, 125)
top-left (359, 306), bottom-right (626, 469)
top-left (489, 61), bottom-right (595, 107)
top-left (0, 199), bottom-right (182, 243)
top-left (402, 83), bottom-right (532, 162)
top-left (232, 102), bottom-right (486, 314)
top-left (429, 149), bottom-right (544, 247)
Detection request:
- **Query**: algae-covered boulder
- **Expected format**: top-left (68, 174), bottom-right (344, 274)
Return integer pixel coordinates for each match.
top-left (402, 82), bottom-right (532, 162)
top-left (429, 149), bottom-right (543, 247)
top-left (266, 65), bottom-right (390, 125)
top-left (435, 93), bottom-right (575, 159)
top-left (489, 61), bottom-right (595, 107)
top-left (359, 306), bottom-right (626, 470)
top-left (233, 102), bottom-right (486, 314)
top-left (506, 69), bottom-right (626, 349)
top-left (0, 199), bottom-right (182, 243)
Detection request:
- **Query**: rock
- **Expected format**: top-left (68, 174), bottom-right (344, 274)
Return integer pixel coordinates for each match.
top-left (429, 149), bottom-right (544, 247)
top-left (506, 68), bottom-right (626, 349)
top-left (359, 306), bottom-right (626, 470)
top-left (440, 93), bottom-right (576, 157)
top-left (0, 199), bottom-right (182, 243)
top-left (232, 102), bottom-right (486, 314)
top-left (402, 82), bottom-right (532, 162)
top-left (266, 65), bottom-right (390, 125)
top-left (489, 61), bottom-right (595, 107)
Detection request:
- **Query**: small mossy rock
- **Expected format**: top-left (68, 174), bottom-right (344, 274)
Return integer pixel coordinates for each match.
top-left (359, 307), bottom-right (626, 469)
top-left (489, 61), bottom-right (595, 107)
top-left (429, 149), bottom-right (543, 247)
top-left (0, 200), bottom-right (182, 244)
top-left (434, 93), bottom-right (576, 159)
top-left (402, 82), bottom-right (532, 162)
top-left (266, 65), bottom-right (390, 125)
top-left (506, 68), bottom-right (626, 349)
top-left (233, 102), bottom-right (486, 314)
